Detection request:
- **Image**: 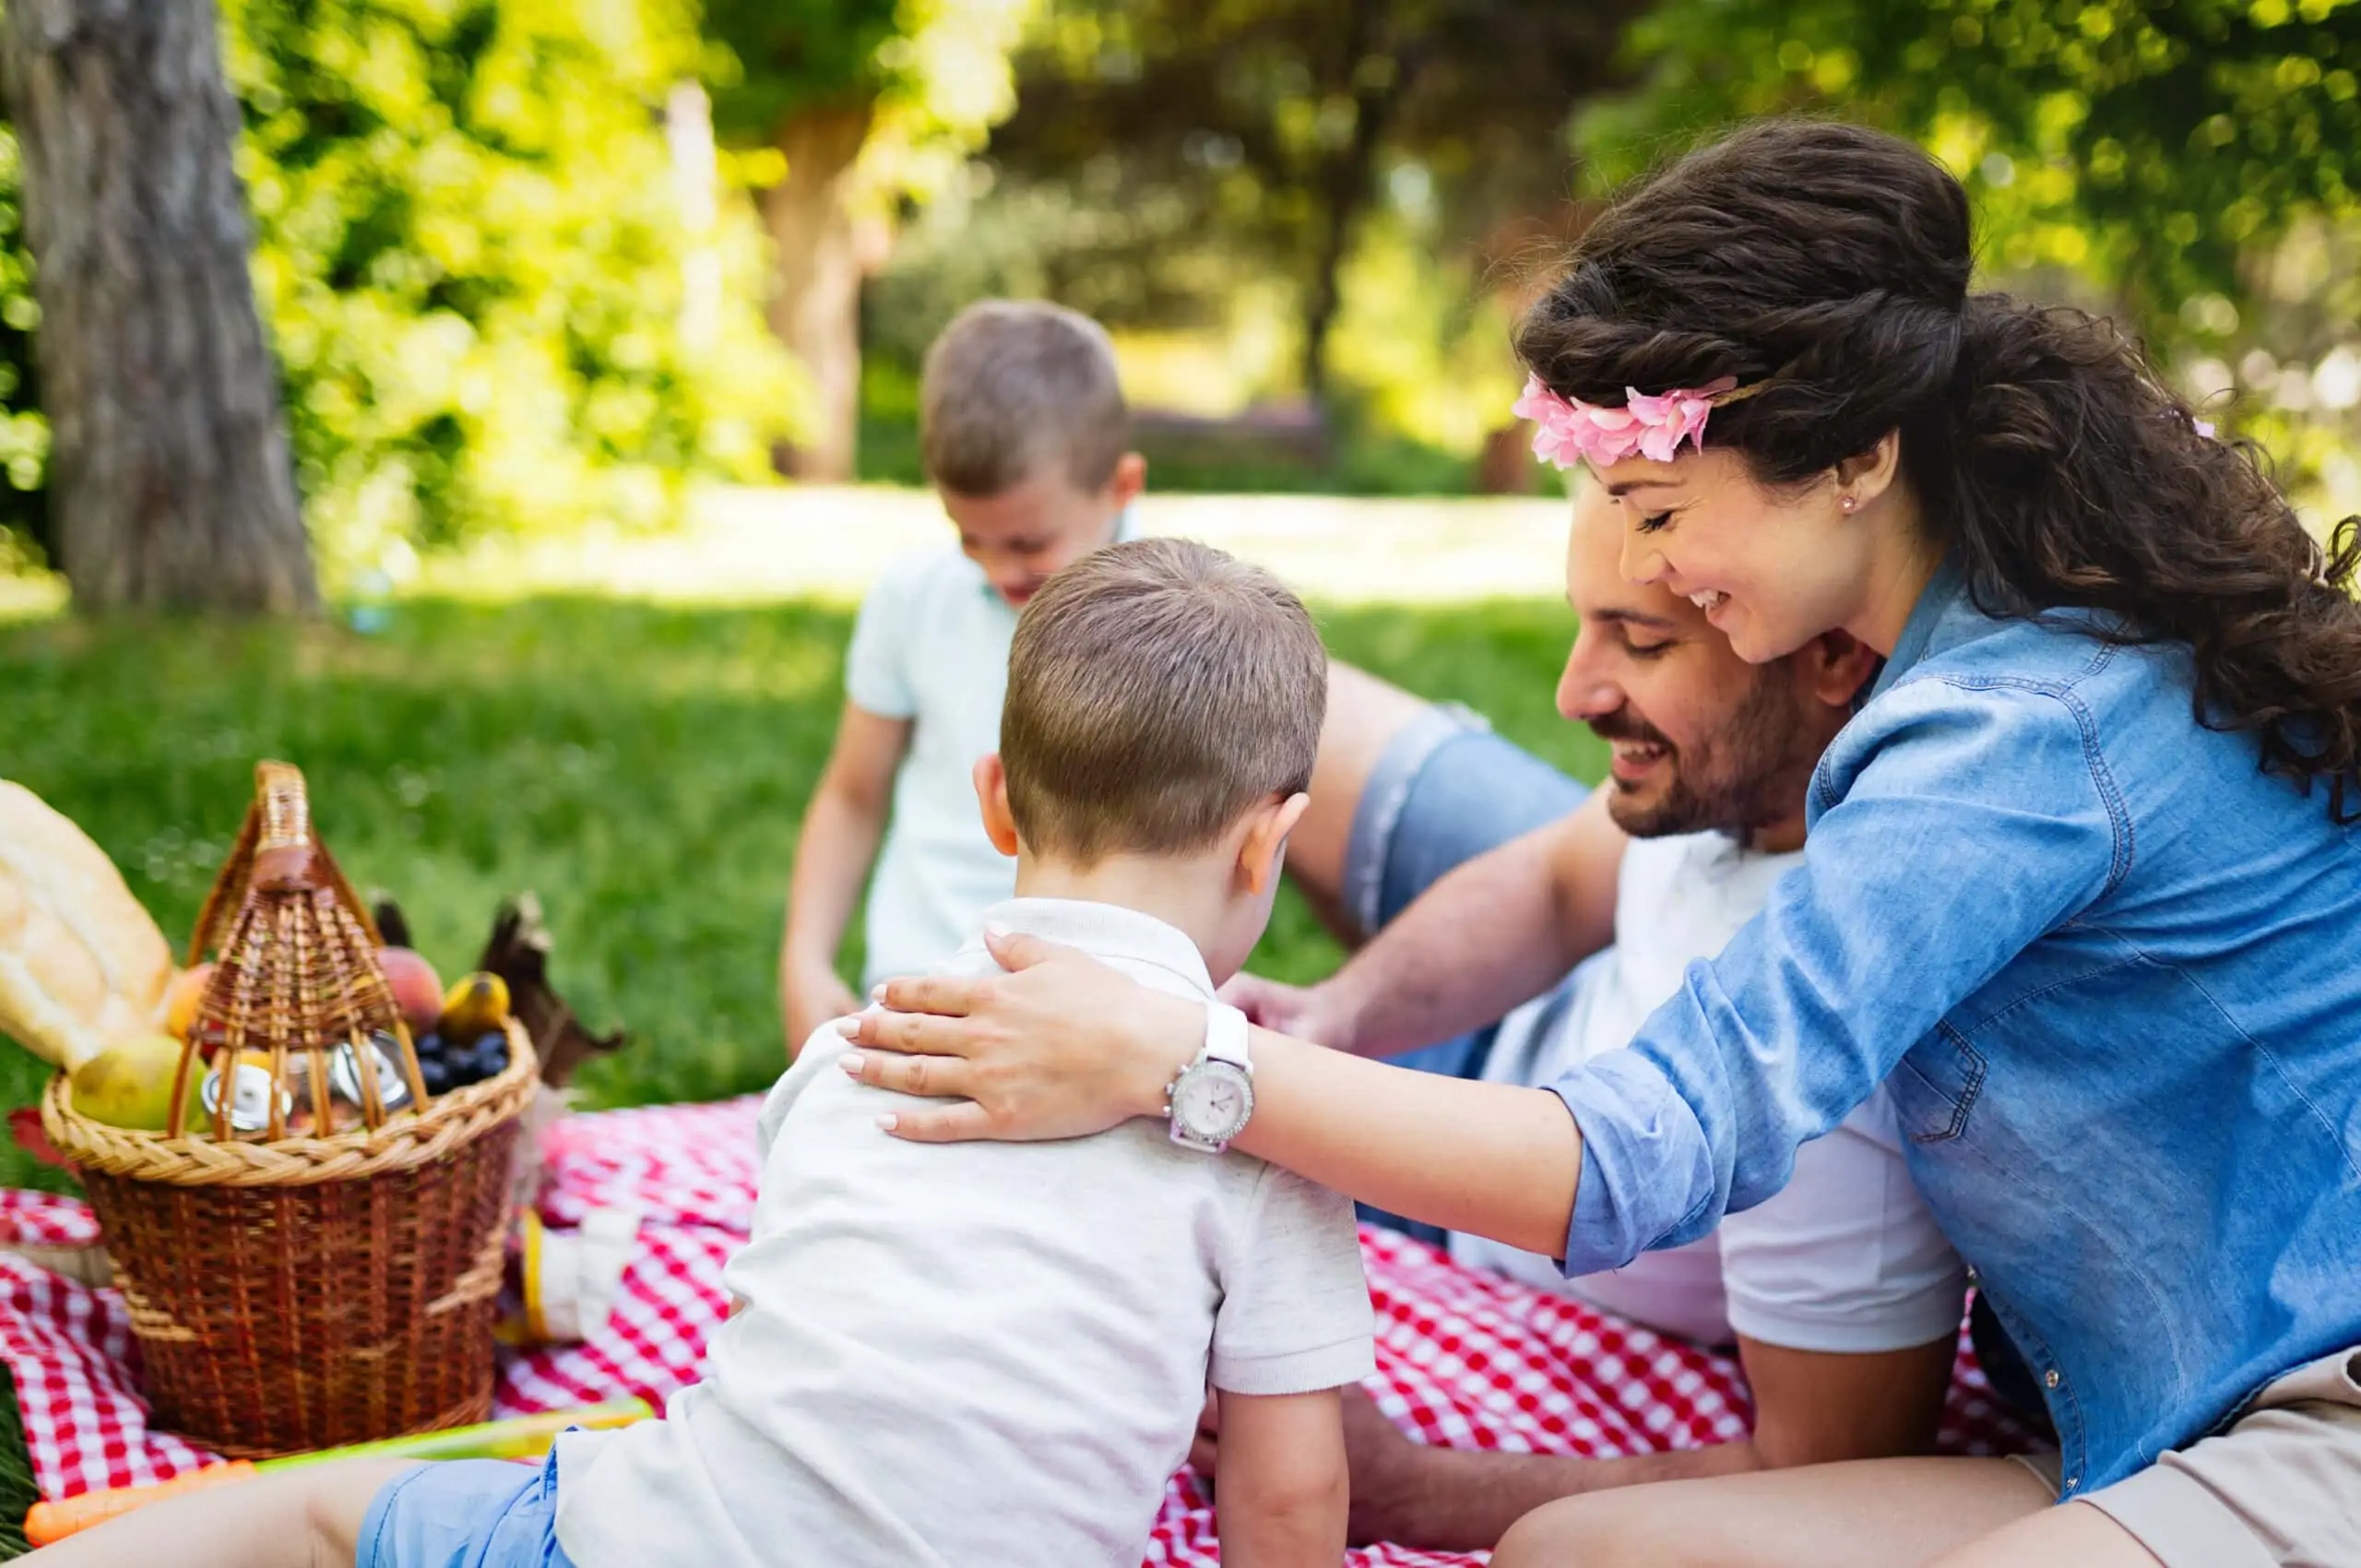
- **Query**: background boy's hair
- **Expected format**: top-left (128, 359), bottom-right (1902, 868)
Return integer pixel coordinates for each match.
top-left (920, 300), bottom-right (1130, 497)
top-left (1003, 539), bottom-right (1327, 863)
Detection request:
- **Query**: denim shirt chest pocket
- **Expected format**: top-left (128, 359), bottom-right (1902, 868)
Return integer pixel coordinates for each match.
top-left (1887, 921), bottom-right (2154, 1146)
top-left (1889, 1024), bottom-right (1987, 1144)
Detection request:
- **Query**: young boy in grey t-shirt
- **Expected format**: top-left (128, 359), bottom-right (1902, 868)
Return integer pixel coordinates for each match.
top-left (44, 540), bottom-right (1370, 1568)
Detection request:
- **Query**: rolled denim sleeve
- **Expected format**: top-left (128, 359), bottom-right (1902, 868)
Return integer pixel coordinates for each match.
top-left (1551, 675), bottom-right (2126, 1275)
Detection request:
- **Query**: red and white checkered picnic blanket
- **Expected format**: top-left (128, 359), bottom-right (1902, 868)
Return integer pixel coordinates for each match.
top-left (0, 1098), bottom-right (2035, 1565)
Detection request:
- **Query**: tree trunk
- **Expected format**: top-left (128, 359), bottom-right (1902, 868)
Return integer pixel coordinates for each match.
top-left (1298, 3), bottom-right (1394, 402)
top-left (1, 0), bottom-right (313, 612)
top-left (762, 101), bottom-right (874, 483)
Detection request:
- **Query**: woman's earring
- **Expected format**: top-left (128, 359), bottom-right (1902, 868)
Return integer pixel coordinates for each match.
top-left (1839, 494), bottom-right (1858, 514)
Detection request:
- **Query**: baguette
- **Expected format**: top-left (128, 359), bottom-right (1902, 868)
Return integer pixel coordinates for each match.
top-left (0, 780), bottom-right (172, 1072)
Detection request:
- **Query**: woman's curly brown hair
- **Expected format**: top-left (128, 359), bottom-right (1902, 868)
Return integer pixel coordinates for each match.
top-left (1516, 119), bottom-right (2361, 822)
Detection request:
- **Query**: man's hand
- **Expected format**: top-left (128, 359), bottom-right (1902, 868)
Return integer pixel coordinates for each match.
top-left (1217, 973), bottom-right (1358, 1051)
top-left (1336, 1385), bottom-right (1428, 1546)
top-left (784, 963), bottom-right (861, 1059)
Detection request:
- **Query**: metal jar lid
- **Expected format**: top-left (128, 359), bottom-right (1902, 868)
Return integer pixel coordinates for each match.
top-left (327, 1032), bottom-right (414, 1115)
top-left (199, 1061), bottom-right (291, 1134)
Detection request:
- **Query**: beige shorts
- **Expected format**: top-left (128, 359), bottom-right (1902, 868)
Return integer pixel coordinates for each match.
top-left (2013, 1345), bottom-right (2361, 1568)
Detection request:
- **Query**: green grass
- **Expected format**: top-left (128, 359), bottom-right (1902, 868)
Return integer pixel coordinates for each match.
top-left (0, 591), bottom-right (1602, 1195)
top-left (0, 1372), bottom-right (27, 1558)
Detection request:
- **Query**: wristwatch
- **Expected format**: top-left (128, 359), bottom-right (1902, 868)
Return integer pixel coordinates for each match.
top-left (1165, 1003), bottom-right (1254, 1153)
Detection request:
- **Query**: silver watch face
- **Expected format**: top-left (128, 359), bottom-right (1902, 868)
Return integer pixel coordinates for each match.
top-left (1174, 1060), bottom-right (1254, 1144)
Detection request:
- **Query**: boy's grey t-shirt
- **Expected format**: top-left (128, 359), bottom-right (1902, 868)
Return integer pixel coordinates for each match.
top-left (553, 897), bottom-right (1374, 1568)
top-left (843, 509), bottom-right (1140, 989)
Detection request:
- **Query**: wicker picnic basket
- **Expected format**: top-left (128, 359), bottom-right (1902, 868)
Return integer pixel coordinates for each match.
top-left (42, 761), bottom-right (538, 1457)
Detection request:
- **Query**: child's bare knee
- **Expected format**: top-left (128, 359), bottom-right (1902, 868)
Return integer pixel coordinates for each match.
top-left (300, 1459), bottom-right (416, 1568)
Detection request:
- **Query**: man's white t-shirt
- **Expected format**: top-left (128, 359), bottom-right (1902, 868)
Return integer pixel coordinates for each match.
top-left (842, 515), bottom-right (1137, 988)
top-left (554, 897), bottom-right (1373, 1568)
top-left (1453, 832), bottom-right (1966, 1353)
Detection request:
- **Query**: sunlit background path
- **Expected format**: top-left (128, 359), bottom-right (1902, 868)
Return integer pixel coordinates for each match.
top-left (413, 485), bottom-right (1571, 607)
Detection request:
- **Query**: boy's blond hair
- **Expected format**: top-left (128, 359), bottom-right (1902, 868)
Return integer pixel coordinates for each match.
top-left (920, 300), bottom-right (1130, 497)
top-left (1002, 539), bottom-right (1326, 863)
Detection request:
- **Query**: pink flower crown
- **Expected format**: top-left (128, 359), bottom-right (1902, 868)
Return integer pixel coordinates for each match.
top-left (1512, 374), bottom-right (1767, 468)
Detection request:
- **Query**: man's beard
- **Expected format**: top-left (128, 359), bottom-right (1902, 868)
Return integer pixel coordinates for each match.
top-left (1590, 677), bottom-right (1816, 839)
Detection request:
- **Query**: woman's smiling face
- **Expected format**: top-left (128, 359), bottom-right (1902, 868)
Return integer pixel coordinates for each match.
top-left (1591, 445), bottom-right (1892, 664)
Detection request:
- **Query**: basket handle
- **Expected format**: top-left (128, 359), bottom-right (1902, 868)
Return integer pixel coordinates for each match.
top-left (251, 761), bottom-right (317, 892)
top-left (186, 762), bottom-right (384, 967)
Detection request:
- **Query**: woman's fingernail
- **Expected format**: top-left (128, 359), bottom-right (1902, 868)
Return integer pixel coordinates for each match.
top-left (838, 1052), bottom-right (865, 1075)
top-left (870, 982), bottom-right (887, 1001)
top-left (984, 921), bottom-right (1012, 939)
top-left (835, 1016), bottom-right (861, 1036)
top-left (875, 1112), bottom-right (898, 1132)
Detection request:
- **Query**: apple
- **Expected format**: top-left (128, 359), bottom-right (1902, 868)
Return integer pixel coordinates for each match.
top-left (376, 946), bottom-right (445, 1035)
top-left (162, 963), bottom-right (216, 1042)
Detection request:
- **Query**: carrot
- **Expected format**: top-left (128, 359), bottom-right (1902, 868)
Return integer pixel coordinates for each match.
top-left (24, 1461), bottom-right (256, 1546)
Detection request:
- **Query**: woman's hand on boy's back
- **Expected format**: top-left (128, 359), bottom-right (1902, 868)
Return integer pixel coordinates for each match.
top-left (837, 927), bottom-right (1200, 1141)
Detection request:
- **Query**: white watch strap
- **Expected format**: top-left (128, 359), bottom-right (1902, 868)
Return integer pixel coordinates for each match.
top-left (1202, 1002), bottom-right (1252, 1072)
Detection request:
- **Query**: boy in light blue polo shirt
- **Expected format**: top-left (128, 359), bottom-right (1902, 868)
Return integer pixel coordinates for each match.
top-left (778, 300), bottom-right (1145, 1051)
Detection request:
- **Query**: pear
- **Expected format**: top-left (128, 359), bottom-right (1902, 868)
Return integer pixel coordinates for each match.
top-left (70, 1035), bottom-right (189, 1131)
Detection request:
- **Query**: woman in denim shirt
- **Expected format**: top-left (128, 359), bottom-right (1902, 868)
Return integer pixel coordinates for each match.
top-left (840, 121), bottom-right (2361, 1568)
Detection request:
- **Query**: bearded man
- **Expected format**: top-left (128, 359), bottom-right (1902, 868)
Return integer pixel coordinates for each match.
top-left (1200, 485), bottom-right (1979, 1551)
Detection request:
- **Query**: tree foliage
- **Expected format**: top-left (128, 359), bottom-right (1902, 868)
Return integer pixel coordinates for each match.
top-left (1578, 0), bottom-right (2361, 350)
top-left (964, 0), bottom-right (1645, 398)
top-left (699, 0), bottom-right (900, 136)
top-left (0, 125), bottom-right (43, 560)
top-left (703, 0), bottom-right (1032, 196)
top-left (0, 0), bottom-right (802, 580)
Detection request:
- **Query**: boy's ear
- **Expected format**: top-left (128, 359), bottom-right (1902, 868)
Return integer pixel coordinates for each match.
top-left (972, 754), bottom-right (1022, 857)
top-left (1239, 792), bottom-right (1312, 896)
top-left (1107, 451), bottom-right (1147, 508)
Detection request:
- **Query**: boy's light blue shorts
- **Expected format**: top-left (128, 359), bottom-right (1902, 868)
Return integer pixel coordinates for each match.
top-left (358, 1452), bottom-right (575, 1568)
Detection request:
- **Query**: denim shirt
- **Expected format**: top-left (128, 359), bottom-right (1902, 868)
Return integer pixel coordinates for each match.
top-left (1549, 558), bottom-right (2361, 1497)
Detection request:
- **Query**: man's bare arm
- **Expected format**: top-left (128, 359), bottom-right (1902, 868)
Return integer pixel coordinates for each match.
top-left (1319, 790), bottom-right (1626, 1059)
top-left (1344, 1332), bottom-right (1959, 1550)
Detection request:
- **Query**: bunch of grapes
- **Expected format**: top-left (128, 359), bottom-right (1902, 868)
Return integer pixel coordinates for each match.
top-left (409, 1028), bottom-right (512, 1096)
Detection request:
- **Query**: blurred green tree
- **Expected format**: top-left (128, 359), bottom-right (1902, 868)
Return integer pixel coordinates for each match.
top-left (229, 0), bottom-right (802, 580)
top-left (701, 0), bottom-right (1034, 480)
top-left (0, 0), bottom-right (802, 591)
top-left (974, 0), bottom-right (1647, 403)
top-left (0, 126), bottom-right (47, 568)
top-left (1577, 0), bottom-right (2361, 354)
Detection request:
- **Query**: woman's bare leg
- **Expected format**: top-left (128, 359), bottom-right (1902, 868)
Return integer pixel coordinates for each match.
top-left (1489, 1455), bottom-right (2053, 1568)
top-left (1924, 1501), bottom-right (2165, 1568)
top-left (1288, 661), bottom-right (1438, 944)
